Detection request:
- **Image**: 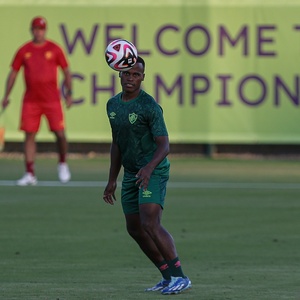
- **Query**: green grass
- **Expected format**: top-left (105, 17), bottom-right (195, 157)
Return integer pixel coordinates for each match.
top-left (0, 155), bottom-right (300, 299)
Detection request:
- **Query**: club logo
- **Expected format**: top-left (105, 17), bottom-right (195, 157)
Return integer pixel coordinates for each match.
top-left (24, 52), bottom-right (32, 59)
top-left (109, 112), bottom-right (116, 119)
top-left (45, 51), bottom-right (53, 59)
top-left (129, 113), bottom-right (138, 124)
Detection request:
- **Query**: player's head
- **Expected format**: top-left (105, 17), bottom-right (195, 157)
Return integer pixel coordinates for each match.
top-left (31, 16), bottom-right (47, 44)
top-left (119, 56), bottom-right (145, 94)
top-left (31, 16), bottom-right (47, 30)
top-left (136, 56), bottom-right (145, 72)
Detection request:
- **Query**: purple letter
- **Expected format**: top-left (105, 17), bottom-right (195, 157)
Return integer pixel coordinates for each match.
top-left (257, 25), bottom-right (277, 56)
top-left (131, 24), bottom-right (151, 56)
top-left (105, 24), bottom-right (125, 46)
top-left (155, 75), bottom-right (183, 104)
top-left (61, 73), bottom-right (85, 105)
top-left (156, 25), bottom-right (180, 56)
top-left (191, 75), bottom-right (210, 105)
top-left (219, 26), bottom-right (248, 56)
top-left (59, 24), bottom-right (99, 55)
top-left (275, 76), bottom-right (300, 106)
top-left (92, 74), bottom-right (117, 105)
top-left (185, 25), bottom-right (210, 56)
top-left (239, 75), bottom-right (267, 106)
top-left (217, 75), bottom-right (233, 106)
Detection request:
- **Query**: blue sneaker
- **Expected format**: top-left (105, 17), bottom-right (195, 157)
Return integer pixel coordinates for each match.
top-left (161, 276), bottom-right (192, 295)
top-left (145, 278), bottom-right (171, 292)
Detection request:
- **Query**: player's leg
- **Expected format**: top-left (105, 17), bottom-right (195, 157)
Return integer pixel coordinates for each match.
top-left (17, 102), bottom-right (40, 186)
top-left (139, 203), bottom-right (178, 261)
top-left (24, 131), bottom-right (37, 169)
top-left (139, 204), bottom-right (191, 294)
top-left (53, 129), bottom-right (71, 183)
top-left (125, 212), bottom-right (172, 291)
top-left (16, 131), bottom-right (38, 186)
top-left (122, 174), bottom-right (164, 264)
top-left (138, 175), bottom-right (180, 263)
top-left (139, 175), bottom-right (191, 294)
top-left (45, 103), bottom-right (70, 182)
top-left (122, 173), bottom-right (172, 285)
top-left (125, 212), bottom-right (167, 264)
top-left (53, 129), bottom-right (68, 163)
top-left (139, 203), bottom-right (186, 276)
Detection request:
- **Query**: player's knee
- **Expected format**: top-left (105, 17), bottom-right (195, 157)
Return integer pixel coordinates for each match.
top-left (141, 219), bottom-right (160, 237)
top-left (25, 132), bottom-right (36, 141)
top-left (53, 130), bottom-right (65, 138)
top-left (127, 226), bottom-right (144, 242)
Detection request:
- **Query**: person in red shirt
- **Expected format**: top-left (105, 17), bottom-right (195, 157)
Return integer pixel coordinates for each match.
top-left (1, 16), bottom-right (72, 185)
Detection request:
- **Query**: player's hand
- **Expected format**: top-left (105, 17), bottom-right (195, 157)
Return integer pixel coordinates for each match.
top-left (65, 95), bottom-right (72, 109)
top-left (1, 98), bottom-right (10, 109)
top-left (103, 181), bottom-right (117, 205)
top-left (135, 165), bottom-right (154, 191)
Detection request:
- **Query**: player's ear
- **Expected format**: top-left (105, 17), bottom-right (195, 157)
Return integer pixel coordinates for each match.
top-left (142, 73), bottom-right (145, 81)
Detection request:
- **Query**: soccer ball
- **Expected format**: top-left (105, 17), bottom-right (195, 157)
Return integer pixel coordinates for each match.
top-left (105, 39), bottom-right (138, 71)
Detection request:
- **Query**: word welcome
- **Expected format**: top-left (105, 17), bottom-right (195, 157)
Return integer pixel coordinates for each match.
top-left (59, 23), bottom-right (300, 57)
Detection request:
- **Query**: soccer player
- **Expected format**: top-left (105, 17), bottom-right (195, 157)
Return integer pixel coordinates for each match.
top-left (103, 56), bottom-right (191, 295)
top-left (1, 16), bottom-right (72, 185)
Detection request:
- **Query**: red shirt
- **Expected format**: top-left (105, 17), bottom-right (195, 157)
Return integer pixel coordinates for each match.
top-left (11, 40), bottom-right (68, 103)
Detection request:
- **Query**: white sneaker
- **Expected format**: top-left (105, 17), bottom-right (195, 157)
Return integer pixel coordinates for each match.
top-left (58, 163), bottom-right (71, 183)
top-left (17, 173), bottom-right (37, 186)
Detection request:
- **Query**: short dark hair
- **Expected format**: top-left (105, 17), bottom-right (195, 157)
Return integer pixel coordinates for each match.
top-left (137, 56), bottom-right (145, 71)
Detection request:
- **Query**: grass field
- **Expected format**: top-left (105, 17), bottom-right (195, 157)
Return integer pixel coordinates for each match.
top-left (0, 155), bottom-right (300, 300)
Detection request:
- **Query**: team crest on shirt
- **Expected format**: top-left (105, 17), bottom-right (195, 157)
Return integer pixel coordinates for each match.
top-left (129, 113), bottom-right (138, 124)
top-left (45, 51), bottom-right (53, 59)
top-left (24, 52), bottom-right (32, 59)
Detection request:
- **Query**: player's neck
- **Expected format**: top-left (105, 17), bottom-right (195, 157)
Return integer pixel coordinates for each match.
top-left (122, 90), bottom-right (141, 102)
top-left (32, 38), bottom-right (47, 45)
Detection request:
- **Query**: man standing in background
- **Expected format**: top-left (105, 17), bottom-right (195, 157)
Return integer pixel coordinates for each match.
top-left (1, 16), bottom-right (72, 185)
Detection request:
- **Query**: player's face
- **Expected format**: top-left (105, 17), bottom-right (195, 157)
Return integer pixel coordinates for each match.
top-left (120, 63), bottom-right (145, 94)
top-left (31, 27), bottom-right (46, 44)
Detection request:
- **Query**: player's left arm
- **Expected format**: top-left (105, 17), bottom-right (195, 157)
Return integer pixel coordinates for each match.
top-left (136, 135), bottom-right (169, 190)
top-left (62, 67), bottom-right (72, 108)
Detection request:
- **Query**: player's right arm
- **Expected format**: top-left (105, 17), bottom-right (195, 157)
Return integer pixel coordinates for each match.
top-left (103, 141), bottom-right (122, 205)
top-left (1, 69), bottom-right (18, 109)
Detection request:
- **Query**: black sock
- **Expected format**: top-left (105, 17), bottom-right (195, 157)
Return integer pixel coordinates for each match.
top-left (155, 260), bottom-right (171, 280)
top-left (167, 257), bottom-right (185, 278)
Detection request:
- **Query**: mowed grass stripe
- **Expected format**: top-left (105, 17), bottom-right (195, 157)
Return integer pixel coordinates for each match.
top-left (1, 180), bottom-right (300, 189)
top-left (1, 157), bottom-right (300, 299)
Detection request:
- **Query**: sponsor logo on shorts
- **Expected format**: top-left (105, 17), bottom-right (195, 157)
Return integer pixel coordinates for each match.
top-left (142, 190), bottom-right (152, 198)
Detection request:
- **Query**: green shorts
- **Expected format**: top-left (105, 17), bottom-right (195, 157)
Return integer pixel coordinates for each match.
top-left (121, 172), bottom-right (169, 215)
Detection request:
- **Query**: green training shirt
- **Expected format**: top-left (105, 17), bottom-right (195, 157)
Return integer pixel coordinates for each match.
top-left (106, 90), bottom-right (170, 174)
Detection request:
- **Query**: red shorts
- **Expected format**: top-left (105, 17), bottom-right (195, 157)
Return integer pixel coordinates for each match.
top-left (20, 101), bottom-right (65, 132)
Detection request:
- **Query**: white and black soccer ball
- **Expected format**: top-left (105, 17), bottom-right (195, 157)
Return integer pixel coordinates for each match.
top-left (105, 39), bottom-right (138, 71)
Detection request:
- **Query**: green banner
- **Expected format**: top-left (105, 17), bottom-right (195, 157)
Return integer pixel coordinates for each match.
top-left (1, 1), bottom-right (300, 143)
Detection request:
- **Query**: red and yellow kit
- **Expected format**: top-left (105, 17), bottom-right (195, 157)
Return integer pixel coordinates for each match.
top-left (12, 40), bottom-right (69, 132)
